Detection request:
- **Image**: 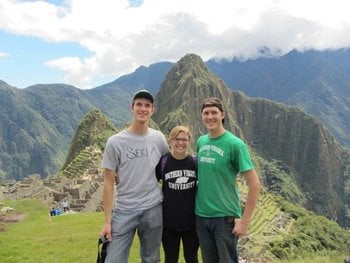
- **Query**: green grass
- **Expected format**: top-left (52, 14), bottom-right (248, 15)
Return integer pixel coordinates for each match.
top-left (0, 199), bottom-right (196, 263)
top-left (0, 199), bottom-right (348, 263)
top-left (1, 199), bottom-right (104, 263)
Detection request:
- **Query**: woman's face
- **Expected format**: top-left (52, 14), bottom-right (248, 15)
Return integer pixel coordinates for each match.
top-left (170, 131), bottom-right (190, 155)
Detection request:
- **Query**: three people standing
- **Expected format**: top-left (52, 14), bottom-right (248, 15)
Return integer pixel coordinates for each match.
top-left (100, 90), bottom-right (260, 263)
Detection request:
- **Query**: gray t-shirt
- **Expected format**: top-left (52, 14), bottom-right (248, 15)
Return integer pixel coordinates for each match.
top-left (101, 128), bottom-right (168, 210)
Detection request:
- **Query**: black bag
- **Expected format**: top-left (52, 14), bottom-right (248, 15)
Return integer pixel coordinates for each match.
top-left (97, 236), bottom-right (109, 263)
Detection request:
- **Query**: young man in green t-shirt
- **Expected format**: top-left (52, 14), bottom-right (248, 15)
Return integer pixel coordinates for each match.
top-left (195, 97), bottom-right (261, 263)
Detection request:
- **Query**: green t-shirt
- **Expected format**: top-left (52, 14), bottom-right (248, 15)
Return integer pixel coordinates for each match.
top-left (195, 131), bottom-right (254, 218)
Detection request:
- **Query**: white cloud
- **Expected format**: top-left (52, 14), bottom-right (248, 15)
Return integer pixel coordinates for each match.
top-left (0, 51), bottom-right (10, 58)
top-left (1, 0), bottom-right (350, 88)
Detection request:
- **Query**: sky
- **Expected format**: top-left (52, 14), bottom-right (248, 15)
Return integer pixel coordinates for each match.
top-left (1, 0), bottom-right (350, 89)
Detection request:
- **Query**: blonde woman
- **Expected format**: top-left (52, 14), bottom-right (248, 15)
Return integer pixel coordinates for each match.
top-left (156, 126), bottom-right (199, 263)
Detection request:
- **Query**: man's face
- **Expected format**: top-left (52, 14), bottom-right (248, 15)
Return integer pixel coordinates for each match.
top-left (201, 106), bottom-right (225, 131)
top-left (131, 98), bottom-right (154, 122)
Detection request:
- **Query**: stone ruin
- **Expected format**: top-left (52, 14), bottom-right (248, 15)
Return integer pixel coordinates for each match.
top-left (0, 146), bottom-right (108, 214)
top-left (0, 170), bottom-right (105, 213)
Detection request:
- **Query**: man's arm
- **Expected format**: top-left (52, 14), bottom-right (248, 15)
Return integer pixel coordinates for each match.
top-left (233, 169), bottom-right (261, 236)
top-left (100, 168), bottom-right (116, 241)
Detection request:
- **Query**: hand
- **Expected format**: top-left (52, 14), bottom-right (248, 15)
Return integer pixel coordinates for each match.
top-left (232, 218), bottom-right (249, 236)
top-left (100, 223), bottom-right (112, 241)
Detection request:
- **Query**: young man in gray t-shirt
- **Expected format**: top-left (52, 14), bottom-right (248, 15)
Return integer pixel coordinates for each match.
top-left (100, 90), bottom-right (168, 263)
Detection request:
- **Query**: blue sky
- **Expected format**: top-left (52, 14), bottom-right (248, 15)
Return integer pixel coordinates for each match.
top-left (1, 0), bottom-right (350, 89)
top-left (0, 31), bottom-right (91, 87)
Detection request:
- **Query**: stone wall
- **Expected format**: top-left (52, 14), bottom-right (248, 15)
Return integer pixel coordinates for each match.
top-left (1, 173), bottom-right (105, 213)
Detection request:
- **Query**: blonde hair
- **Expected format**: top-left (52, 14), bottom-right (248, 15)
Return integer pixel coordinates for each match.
top-left (168, 125), bottom-right (192, 142)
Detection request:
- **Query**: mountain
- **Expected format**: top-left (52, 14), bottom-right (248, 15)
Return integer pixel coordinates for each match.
top-left (0, 82), bottom-right (74, 180)
top-left (106, 61), bottom-right (173, 95)
top-left (88, 49), bottom-right (350, 147)
top-left (229, 92), bottom-right (349, 224)
top-left (85, 82), bottom-right (133, 126)
top-left (206, 49), bottom-right (350, 147)
top-left (0, 81), bottom-right (131, 181)
top-left (62, 109), bottom-right (117, 170)
top-left (153, 53), bottom-right (242, 138)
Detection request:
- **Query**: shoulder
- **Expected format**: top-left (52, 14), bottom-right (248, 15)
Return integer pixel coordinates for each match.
top-left (197, 134), bottom-right (209, 143)
top-left (106, 130), bottom-right (128, 143)
top-left (198, 133), bottom-right (209, 139)
top-left (109, 129), bottom-right (127, 138)
top-left (224, 131), bottom-right (245, 146)
top-left (148, 129), bottom-right (167, 145)
top-left (148, 128), bottom-right (165, 137)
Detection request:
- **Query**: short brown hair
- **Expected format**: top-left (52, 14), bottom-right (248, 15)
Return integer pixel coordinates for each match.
top-left (201, 97), bottom-right (225, 124)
